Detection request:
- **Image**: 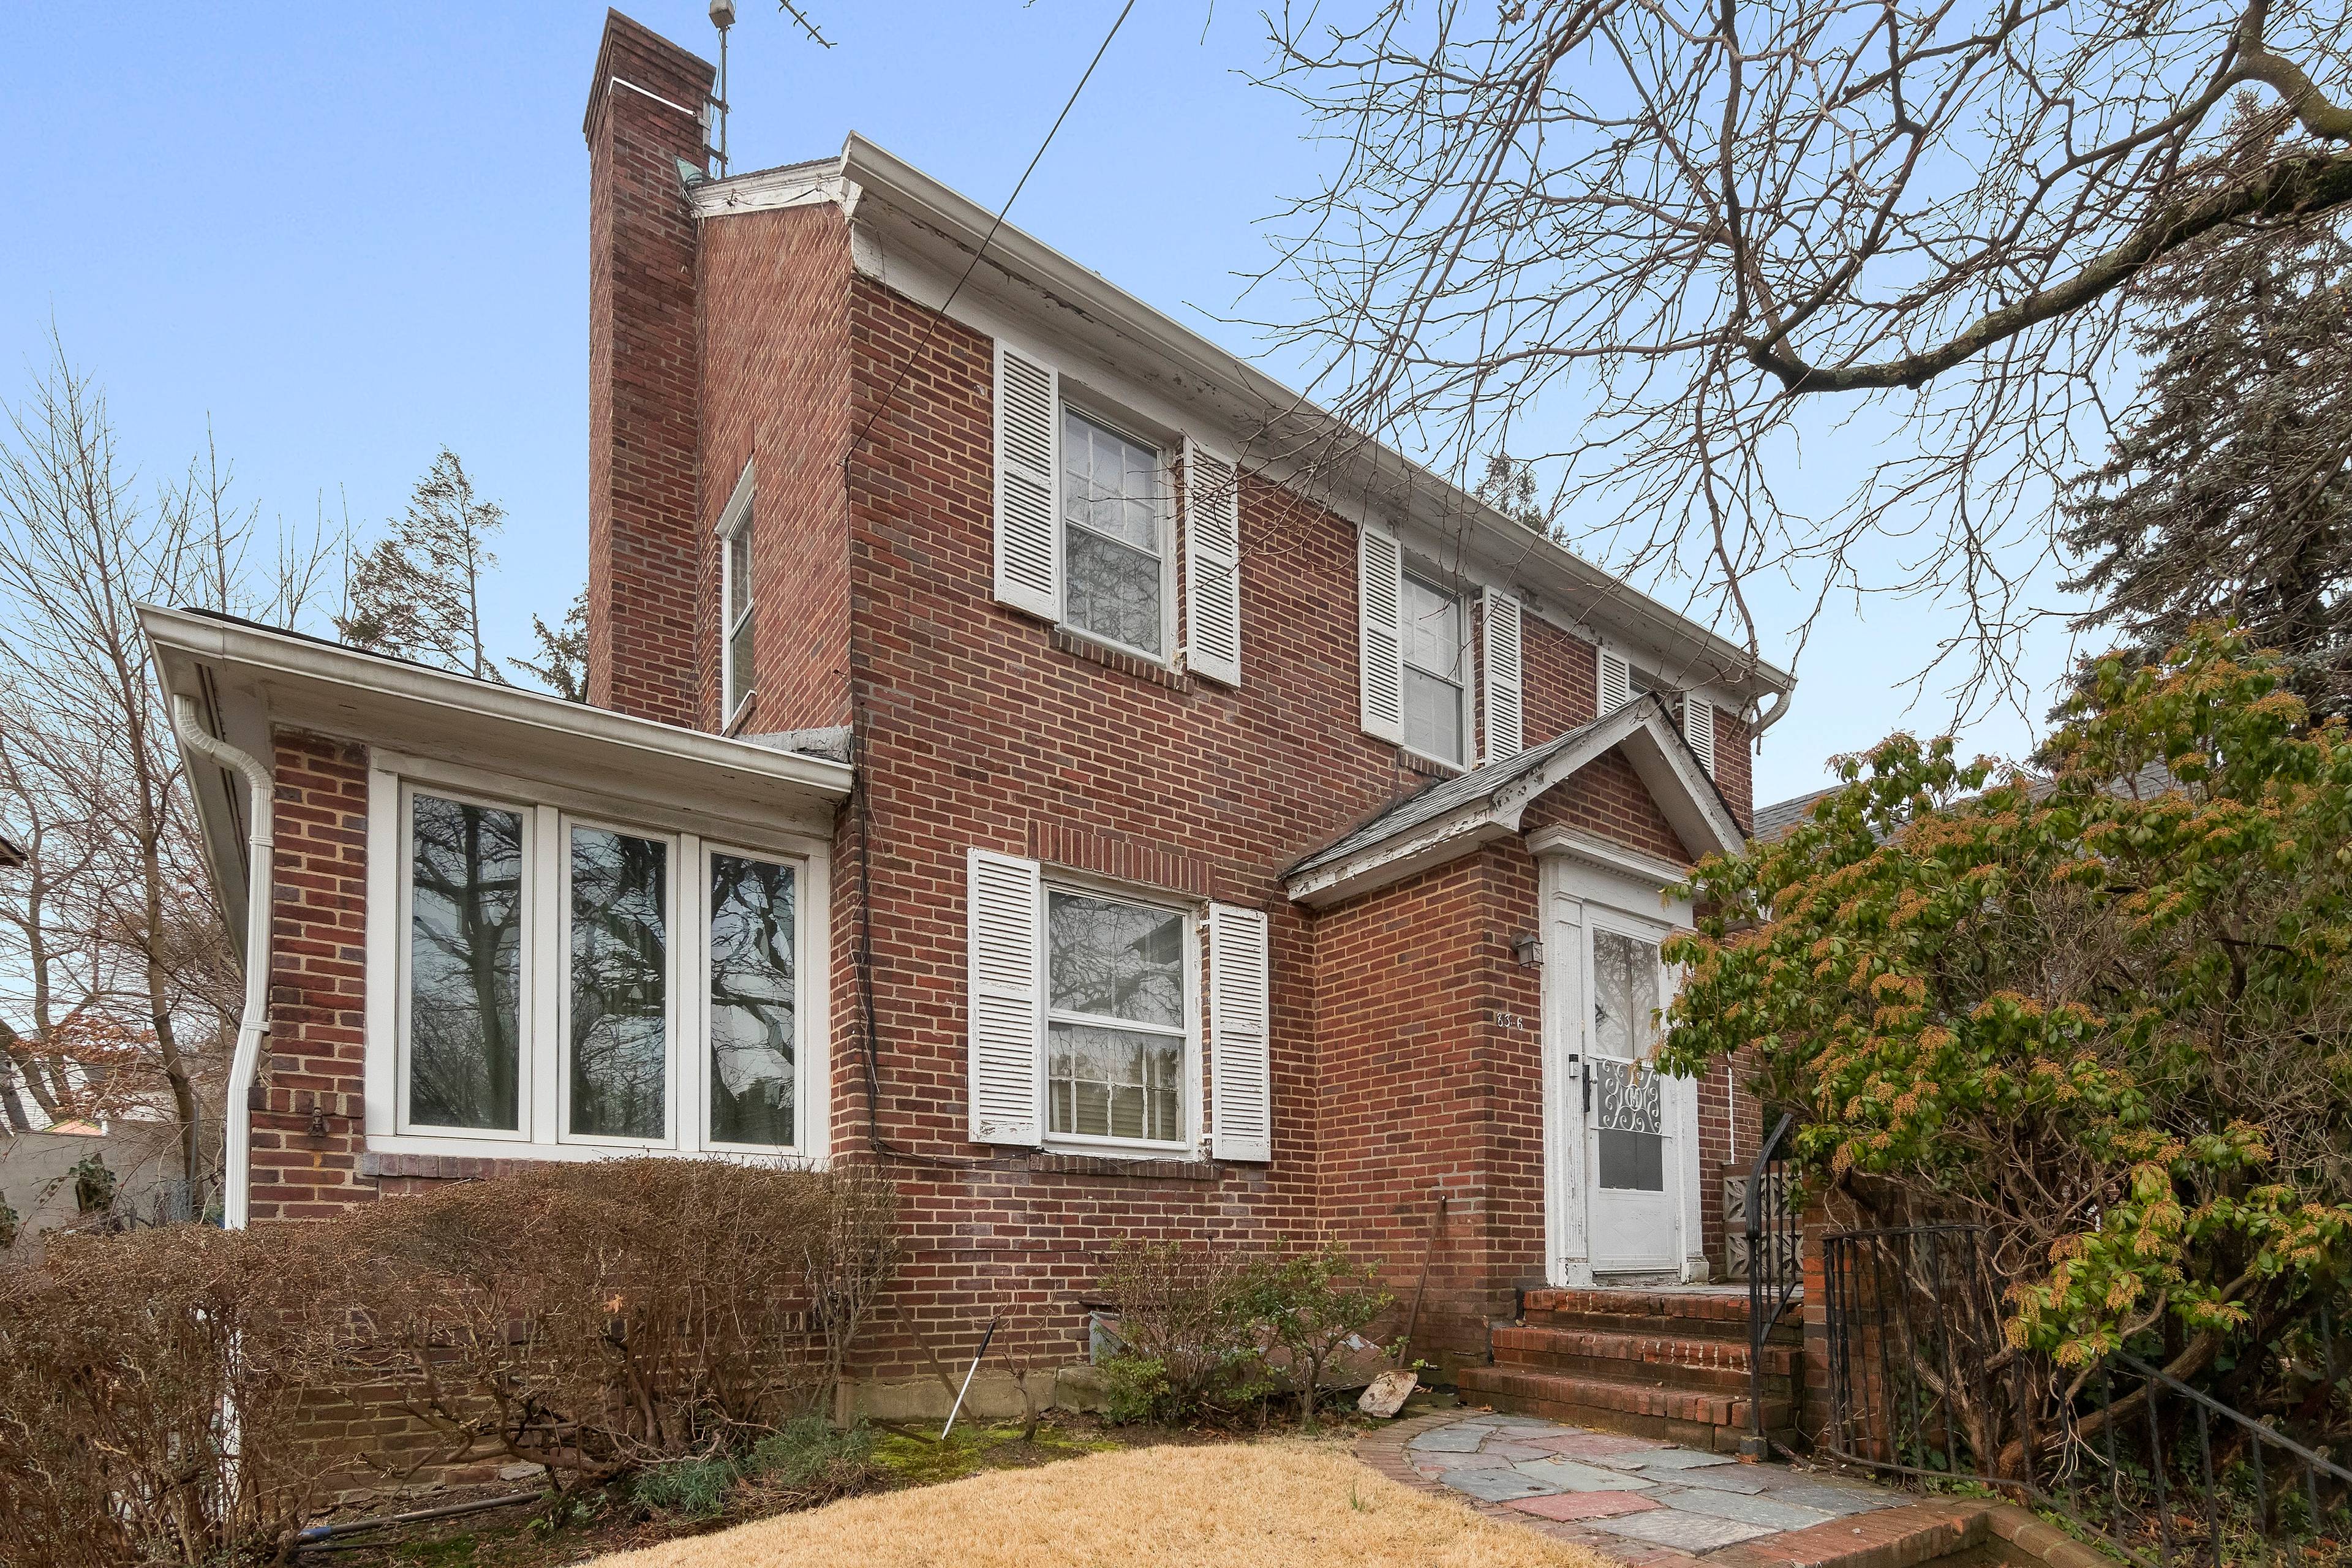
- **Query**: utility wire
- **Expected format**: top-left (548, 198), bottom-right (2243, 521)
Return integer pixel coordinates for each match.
top-left (845, 0), bottom-right (1140, 461)
top-left (844, 0), bottom-right (1140, 1167)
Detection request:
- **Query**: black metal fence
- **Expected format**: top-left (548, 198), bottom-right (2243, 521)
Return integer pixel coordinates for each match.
top-left (1820, 1224), bottom-right (2352, 1566)
top-left (1743, 1112), bottom-right (1801, 1453)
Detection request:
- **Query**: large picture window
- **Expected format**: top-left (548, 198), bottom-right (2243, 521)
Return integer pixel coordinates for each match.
top-left (386, 777), bottom-right (815, 1157)
top-left (1061, 410), bottom-right (1166, 657)
top-left (1400, 571), bottom-right (1466, 764)
top-left (1046, 887), bottom-right (1187, 1145)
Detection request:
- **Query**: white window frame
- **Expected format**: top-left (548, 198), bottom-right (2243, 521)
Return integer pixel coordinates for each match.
top-left (697, 839), bottom-right (816, 1156)
top-left (556, 813), bottom-right (684, 1151)
top-left (1039, 871), bottom-right (1199, 1156)
top-left (1057, 399), bottom-right (1177, 667)
top-left (718, 463), bottom-right (756, 728)
top-left (365, 750), bottom-right (829, 1166)
top-left (391, 778), bottom-right (538, 1144)
top-left (1399, 566), bottom-right (1471, 769)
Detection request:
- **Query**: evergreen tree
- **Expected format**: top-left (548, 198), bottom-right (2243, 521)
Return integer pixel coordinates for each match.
top-left (2061, 216), bottom-right (2352, 717)
top-left (338, 449), bottom-right (507, 681)
top-left (510, 586), bottom-right (588, 703)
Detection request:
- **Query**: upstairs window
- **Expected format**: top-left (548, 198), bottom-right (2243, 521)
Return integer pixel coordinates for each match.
top-left (720, 471), bottom-right (755, 724)
top-left (1061, 410), bottom-right (1166, 657)
top-left (1400, 571), bottom-right (1466, 764)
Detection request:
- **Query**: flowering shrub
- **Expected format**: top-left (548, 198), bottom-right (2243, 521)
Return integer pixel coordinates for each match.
top-left (1661, 625), bottom-right (2352, 1464)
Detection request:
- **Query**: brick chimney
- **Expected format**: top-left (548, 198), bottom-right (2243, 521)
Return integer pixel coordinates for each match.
top-left (583, 12), bottom-right (714, 726)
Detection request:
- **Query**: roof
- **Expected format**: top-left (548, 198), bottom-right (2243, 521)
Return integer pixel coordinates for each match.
top-left (140, 605), bottom-right (854, 948)
top-left (0, 835), bottom-right (22, 869)
top-left (1751, 787), bottom-right (1842, 845)
top-left (692, 137), bottom-right (1796, 709)
top-left (1282, 694), bottom-right (1747, 908)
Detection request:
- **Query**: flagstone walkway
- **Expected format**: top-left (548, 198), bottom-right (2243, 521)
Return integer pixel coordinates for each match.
top-left (1359, 1412), bottom-right (1991, 1568)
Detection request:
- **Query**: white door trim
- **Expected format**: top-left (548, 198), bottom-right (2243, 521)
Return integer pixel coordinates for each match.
top-left (1536, 834), bottom-right (1708, 1286)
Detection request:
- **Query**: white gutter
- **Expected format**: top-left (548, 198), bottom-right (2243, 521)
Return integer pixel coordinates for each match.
top-left (171, 693), bottom-right (272, 1231)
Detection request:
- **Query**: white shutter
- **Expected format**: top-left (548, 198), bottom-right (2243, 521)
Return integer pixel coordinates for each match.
top-left (1482, 587), bottom-right (1524, 761)
top-left (1208, 903), bottom-right (1272, 1163)
top-left (992, 341), bottom-right (1061, 620)
top-left (1597, 648), bottom-right (1631, 714)
top-left (1358, 525), bottom-right (1404, 742)
top-left (967, 848), bottom-right (1044, 1145)
top-left (1183, 439), bottom-right (1243, 686)
top-left (1684, 695), bottom-right (1718, 777)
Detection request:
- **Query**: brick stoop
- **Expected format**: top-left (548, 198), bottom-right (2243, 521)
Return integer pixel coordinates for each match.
top-left (1457, 1286), bottom-right (1803, 1453)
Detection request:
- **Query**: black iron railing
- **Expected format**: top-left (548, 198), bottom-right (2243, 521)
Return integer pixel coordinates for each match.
top-left (1743, 1111), bottom-right (1800, 1452)
top-left (1820, 1223), bottom-right (2352, 1566)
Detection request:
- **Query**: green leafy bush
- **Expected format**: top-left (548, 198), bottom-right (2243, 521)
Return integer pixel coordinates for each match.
top-left (748, 1415), bottom-right (881, 1501)
top-left (1660, 625), bottom-right (2352, 1476)
top-left (633, 1453), bottom-right (737, 1517)
top-left (1242, 1242), bottom-right (1393, 1423)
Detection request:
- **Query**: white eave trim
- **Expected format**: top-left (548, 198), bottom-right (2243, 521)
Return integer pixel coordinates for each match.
top-left (690, 156), bottom-right (855, 219)
top-left (138, 605), bottom-right (854, 807)
top-left (1283, 699), bottom-right (1742, 910)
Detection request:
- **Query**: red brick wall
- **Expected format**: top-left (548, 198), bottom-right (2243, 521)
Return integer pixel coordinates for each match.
top-left (251, 731), bottom-right (371, 1223)
top-left (1313, 847), bottom-right (1544, 1373)
top-left (584, 15), bottom-right (712, 727)
top-left (697, 202), bottom-right (855, 735)
top-left (1518, 748), bottom-right (1693, 865)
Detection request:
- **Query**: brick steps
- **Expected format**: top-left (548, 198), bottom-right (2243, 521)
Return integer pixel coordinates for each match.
top-left (1466, 1285), bottom-right (1801, 1452)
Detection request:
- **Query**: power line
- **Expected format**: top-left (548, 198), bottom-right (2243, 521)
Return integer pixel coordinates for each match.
top-left (846, 0), bottom-right (1140, 459)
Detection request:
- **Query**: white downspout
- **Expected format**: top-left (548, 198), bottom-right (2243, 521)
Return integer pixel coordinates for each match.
top-left (171, 693), bottom-right (273, 1231)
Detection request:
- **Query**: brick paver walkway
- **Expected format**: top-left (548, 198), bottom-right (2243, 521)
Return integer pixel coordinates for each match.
top-left (1360, 1412), bottom-right (1987, 1568)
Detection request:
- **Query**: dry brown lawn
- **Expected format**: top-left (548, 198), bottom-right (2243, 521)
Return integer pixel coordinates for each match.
top-left (582, 1438), bottom-right (1611, 1568)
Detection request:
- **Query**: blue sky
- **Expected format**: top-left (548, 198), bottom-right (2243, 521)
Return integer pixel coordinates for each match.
top-left (0, 1), bottom-right (2084, 804)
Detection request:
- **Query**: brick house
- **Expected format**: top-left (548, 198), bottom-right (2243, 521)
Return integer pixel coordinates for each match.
top-left (143, 12), bottom-right (1796, 1433)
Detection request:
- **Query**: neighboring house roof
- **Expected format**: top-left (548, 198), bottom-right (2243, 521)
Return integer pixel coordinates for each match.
top-left (1751, 787), bottom-right (1842, 844)
top-left (139, 605), bottom-right (855, 951)
top-left (0, 834), bottom-right (22, 869)
top-left (1752, 760), bottom-right (2188, 848)
top-left (693, 137), bottom-right (1795, 712)
top-left (1283, 693), bottom-right (1745, 908)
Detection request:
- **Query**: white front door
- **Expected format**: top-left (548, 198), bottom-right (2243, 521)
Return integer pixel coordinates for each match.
top-left (1540, 846), bottom-right (1708, 1286)
top-left (1584, 922), bottom-right (1676, 1273)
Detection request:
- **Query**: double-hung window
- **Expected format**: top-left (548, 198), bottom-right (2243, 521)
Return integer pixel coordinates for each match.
top-left (1045, 887), bottom-right (1187, 1145)
top-left (1061, 410), bottom-right (1167, 658)
top-left (388, 779), bottom-right (810, 1156)
top-left (720, 470), bottom-right (755, 725)
top-left (1400, 571), bottom-right (1468, 765)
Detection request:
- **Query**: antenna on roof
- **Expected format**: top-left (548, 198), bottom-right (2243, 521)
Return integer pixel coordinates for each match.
top-left (709, 0), bottom-right (735, 175)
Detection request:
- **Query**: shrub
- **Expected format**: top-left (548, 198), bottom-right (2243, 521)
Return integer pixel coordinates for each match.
top-left (747, 1415), bottom-right (880, 1502)
top-left (1243, 1242), bottom-right (1392, 1423)
top-left (633, 1453), bottom-right (738, 1518)
top-left (0, 1222), bottom-right (352, 1568)
top-left (1095, 1238), bottom-right (1389, 1425)
top-left (0, 1159), bottom-right (900, 1567)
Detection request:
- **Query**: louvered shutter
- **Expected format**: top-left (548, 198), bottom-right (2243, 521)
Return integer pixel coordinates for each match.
top-left (992, 342), bottom-right (1061, 619)
top-left (1183, 439), bottom-right (1243, 686)
top-left (1597, 649), bottom-right (1632, 714)
top-left (967, 848), bottom-right (1044, 1145)
top-left (1683, 696), bottom-right (1717, 777)
top-left (1208, 903), bottom-right (1272, 1163)
top-left (1483, 587), bottom-right (1524, 761)
top-left (1358, 526), bottom-right (1404, 742)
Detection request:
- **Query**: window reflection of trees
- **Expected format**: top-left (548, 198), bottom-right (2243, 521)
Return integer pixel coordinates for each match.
top-left (409, 796), bottom-right (525, 1129)
top-left (709, 853), bottom-right (794, 1146)
top-left (1045, 892), bottom-right (1184, 1142)
top-left (1062, 412), bottom-right (1163, 655)
top-left (569, 827), bottom-right (668, 1139)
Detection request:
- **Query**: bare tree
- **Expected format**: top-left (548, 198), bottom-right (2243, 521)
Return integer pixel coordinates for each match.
top-left (0, 336), bottom-right (333, 1200)
top-left (1253, 0), bottom-right (2352, 709)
